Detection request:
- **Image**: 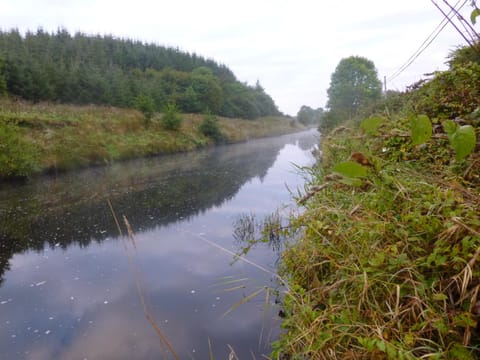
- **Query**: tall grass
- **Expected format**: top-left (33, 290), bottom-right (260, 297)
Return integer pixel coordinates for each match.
top-left (273, 118), bottom-right (480, 359)
top-left (0, 99), bottom-right (304, 179)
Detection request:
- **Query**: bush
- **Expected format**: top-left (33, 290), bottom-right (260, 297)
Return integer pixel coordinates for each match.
top-left (134, 93), bottom-right (155, 124)
top-left (199, 112), bottom-right (223, 143)
top-left (0, 123), bottom-right (38, 178)
top-left (161, 103), bottom-right (182, 131)
top-left (408, 61), bottom-right (480, 120)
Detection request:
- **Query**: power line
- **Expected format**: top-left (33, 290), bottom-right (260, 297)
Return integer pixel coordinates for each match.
top-left (387, 0), bottom-right (467, 82)
top-left (387, 0), bottom-right (464, 82)
top-left (432, 0), bottom-right (474, 46)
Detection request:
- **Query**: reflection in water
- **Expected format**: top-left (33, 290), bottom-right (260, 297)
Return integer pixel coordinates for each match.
top-left (233, 209), bottom-right (289, 261)
top-left (0, 129), bottom-right (318, 359)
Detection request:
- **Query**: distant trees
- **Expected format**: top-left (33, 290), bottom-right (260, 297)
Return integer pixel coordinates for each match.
top-left (0, 29), bottom-right (281, 119)
top-left (324, 56), bottom-right (382, 129)
top-left (0, 54), bottom-right (6, 95)
top-left (297, 105), bottom-right (324, 126)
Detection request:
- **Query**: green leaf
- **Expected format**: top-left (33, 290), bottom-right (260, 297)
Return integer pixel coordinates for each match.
top-left (333, 161), bottom-right (368, 178)
top-left (454, 312), bottom-right (477, 327)
top-left (471, 8), bottom-right (480, 24)
top-left (339, 177), bottom-right (363, 187)
top-left (411, 115), bottom-right (432, 145)
top-left (368, 252), bottom-right (385, 267)
top-left (442, 119), bottom-right (457, 139)
top-left (360, 116), bottom-right (383, 135)
top-left (451, 125), bottom-right (476, 161)
top-left (432, 293), bottom-right (448, 301)
top-left (376, 340), bottom-right (387, 352)
top-left (449, 344), bottom-right (475, 360)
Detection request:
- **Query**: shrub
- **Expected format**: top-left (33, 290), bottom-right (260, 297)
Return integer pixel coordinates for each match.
top-left (134, 93), bottom-right (156, 125)
top-left (161, 103), bottom-right (182, 131)
top-left (0, 123), bottom-right (38, 178)
top-left (199, 112), bottom-right (223, 143)
top-left (408, 61), bottom-right (480, 120)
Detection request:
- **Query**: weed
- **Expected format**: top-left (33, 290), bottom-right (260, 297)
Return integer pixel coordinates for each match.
top-left (273, 114), bottom-right (480, 358)
top-left (0, 122), bottom-right (39, 178)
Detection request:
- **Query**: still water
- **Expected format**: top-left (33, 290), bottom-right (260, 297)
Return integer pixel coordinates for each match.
top-left (0, 129), bottom-right (318, 359)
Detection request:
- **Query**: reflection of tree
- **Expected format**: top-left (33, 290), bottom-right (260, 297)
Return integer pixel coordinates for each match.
top-left (0, 130), bottom-right (317, 282)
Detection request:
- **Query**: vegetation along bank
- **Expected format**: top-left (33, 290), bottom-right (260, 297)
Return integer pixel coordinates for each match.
top-left (271, 42), bottom-right (480, 358)
top-left (0, 98), bottom-right (304, 180)
top-left (0, 29), bottom-right (306, 180)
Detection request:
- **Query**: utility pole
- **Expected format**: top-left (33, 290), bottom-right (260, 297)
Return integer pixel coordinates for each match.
top-left (384, 75), bottom-right (387, 96)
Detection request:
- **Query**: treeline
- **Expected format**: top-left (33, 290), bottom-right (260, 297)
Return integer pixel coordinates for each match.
top-left (318, 44), bottom-right (480, 132)
top-left (296, 105), bottom-right (324, 126)
top-left (0, 28), bottom-right (280, 119)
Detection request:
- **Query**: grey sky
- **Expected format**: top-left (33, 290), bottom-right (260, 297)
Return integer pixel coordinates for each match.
top-left (1, 0), bottom-right (474, 115)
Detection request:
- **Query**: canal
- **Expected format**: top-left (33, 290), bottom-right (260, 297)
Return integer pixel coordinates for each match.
top-left (0, 129), bottom-right (318, 359)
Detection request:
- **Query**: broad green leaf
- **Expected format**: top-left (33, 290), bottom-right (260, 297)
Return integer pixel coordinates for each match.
top-left (360, 116), bottom-right (383, 135)
top-left (411, 115), bottom-right (432, 145)
top-left (376, 340), bottom-right (386, 352)
top-left (333, 161), bottom-right (368, 178)
top-left (339, 177), bottom-right (363, 187)
top-left (442, 119), bottom-right (457, 139)
top-left (451, 125), bottom-right (476, 161)
top-left (471, 8), bottom-right (480, 24)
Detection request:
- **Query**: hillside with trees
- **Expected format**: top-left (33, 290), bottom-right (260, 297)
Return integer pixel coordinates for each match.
top-left (0, 29), bottom-right (280, 119)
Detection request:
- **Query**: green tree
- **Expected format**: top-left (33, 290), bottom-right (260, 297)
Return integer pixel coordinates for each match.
top-left (297, 105), bottom-right (324, 126)
top-left (0, 54), bottom-right (6, 95)
top-left (161, 103), bottom-right (182, 130)
top-left (199, 111), bottom-right (223, 143)
top-left (0, 29), bottom-right (280, 119)
top-left (191, 67), bottom-right (223, 113)
top-left (181, 85), bottom-right (202, 113)
top-left (326, 56), bottom-right (382, 122)
top-left (134, 93), bottom-right (156, 124)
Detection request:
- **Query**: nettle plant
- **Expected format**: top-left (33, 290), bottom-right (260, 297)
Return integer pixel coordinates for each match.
top-left (330, 114), bottom-right (477, 183)
top-left (410, 114), bottom-right (477, 161)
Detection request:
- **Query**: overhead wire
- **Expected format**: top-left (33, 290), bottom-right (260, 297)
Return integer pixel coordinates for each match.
top-left (387, 0), bottom-right (467, 82)
top-left (440, 0), bottom-right (480, 41)
top-left (432, 0), bottom-right (474, 46)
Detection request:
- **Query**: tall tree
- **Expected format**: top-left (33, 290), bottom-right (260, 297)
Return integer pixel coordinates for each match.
top-left (0, 29), bottom-right (280, 119)
top-left (0, 54), bottom-right (6, 95)
top-left (326, 56), bottom-right (382, 121)
top-left (297, 105), bottom-right (324, 126)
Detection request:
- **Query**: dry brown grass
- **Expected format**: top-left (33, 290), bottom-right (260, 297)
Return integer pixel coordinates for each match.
top-left (0, 98), bottom-right (304, 178)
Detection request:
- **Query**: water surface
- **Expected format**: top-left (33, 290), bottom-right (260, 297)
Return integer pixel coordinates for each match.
top-left (0, 129), bottom-right (318, 359)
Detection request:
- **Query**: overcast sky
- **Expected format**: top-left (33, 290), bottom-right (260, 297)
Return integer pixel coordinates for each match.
top-left (1, 0), bottom-right (475, 115)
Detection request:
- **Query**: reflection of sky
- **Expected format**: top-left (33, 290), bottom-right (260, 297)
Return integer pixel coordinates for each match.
top-left (0, 131), bottom-right (317, 359)
top-left (218, 143), bottom-right (313, 216)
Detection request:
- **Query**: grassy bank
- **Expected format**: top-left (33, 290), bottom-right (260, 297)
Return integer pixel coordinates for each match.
top-left (273, 114), bottom-right (479, 358)
top-left (0, 98), bottom-right (304, 179)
